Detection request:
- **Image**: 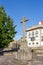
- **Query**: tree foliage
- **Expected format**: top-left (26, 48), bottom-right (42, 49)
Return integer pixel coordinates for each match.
top-left (0, 6), bottom-right (17, 48)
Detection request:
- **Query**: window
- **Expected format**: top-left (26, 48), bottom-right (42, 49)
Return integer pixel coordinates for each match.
top-left (36, 31), bottom-right (38, 37)
top-left (32, 43), bottom-right (34, 45)
top-left (36, 42), bottom-right (38, 44)
top-left (31, 37), bottom-right (35, 41)
top-left (29, 43), bottom-right (31, 45)
top-left (41, 36), bottom-right (43, 41)
top-left (36, 31), bottom-right (38, 34)
top-left (32, 32), bottom-right (34, 36)
top-left (29, 32), bottom-right (31, 37)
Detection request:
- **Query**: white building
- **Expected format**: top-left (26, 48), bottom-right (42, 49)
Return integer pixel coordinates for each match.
top-left (26, 22), bottom-right (43, 47)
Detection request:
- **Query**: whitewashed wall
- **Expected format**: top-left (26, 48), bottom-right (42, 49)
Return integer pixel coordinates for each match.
top-left (27, 29), bottom-right (41, 47)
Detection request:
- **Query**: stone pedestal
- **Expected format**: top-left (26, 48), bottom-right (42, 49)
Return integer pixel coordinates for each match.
top-left (17, 47), bottom-right (32, 61)
top-left (17, 38), bottom-right (32, 61)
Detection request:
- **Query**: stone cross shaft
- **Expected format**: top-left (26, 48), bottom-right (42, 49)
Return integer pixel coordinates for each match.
top-left (21, 17), bottom-right (28, 38)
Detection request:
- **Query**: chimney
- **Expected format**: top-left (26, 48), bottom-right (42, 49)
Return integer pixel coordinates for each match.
top-left (39, 21), bottom-right (43, 25)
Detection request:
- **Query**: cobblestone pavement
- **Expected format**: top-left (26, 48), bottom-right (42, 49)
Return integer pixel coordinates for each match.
top-left (0, 55), bottom-right (26, 65)
top-left (0, 55), bottom-right (43, 65)
top-left (30, 56), bottom-right (43, 65)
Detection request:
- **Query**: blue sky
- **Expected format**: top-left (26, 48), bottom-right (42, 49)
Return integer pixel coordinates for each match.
top-left (0, 0), bottom-right (43, 40)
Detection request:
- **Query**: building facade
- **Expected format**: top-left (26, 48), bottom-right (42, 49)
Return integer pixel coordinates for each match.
top-left (26, 22), bottom-right (43, 47)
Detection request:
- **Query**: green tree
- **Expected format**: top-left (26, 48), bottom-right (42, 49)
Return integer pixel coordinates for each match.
top-left (0, 6), bottom-right (17, 48)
